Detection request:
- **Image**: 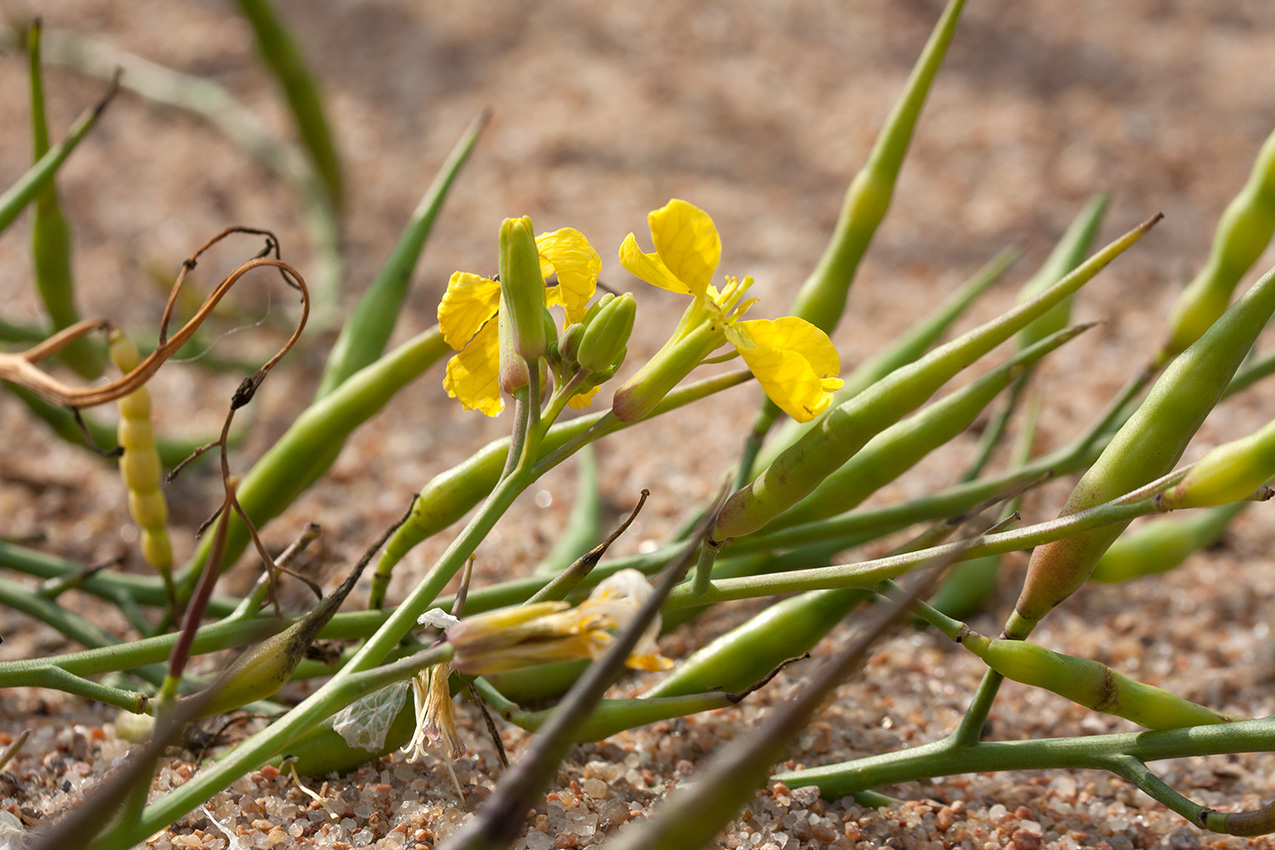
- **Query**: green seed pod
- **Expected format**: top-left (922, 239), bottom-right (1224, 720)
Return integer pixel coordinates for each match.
top-left (1162, 128), bottom-right (1275, 361)
top-left (27, 20), bottom-right (103, 379)
top-left (644, 586), bottom-right (869, 699)
top-left (1090, 502), bottom-right (1244, 584)
top-left (714, 217), bottom-right (1157, 542)
top-left (960, 633), bottom-right (1237, 730)
top-left (499, 216), bottom-right (547, 362)
top-left (757, 246), bottom-right (1016, 476)
top-left (771, 323), bottom-right (1090, 529)
top-left (1158, 419), bottom-right (1275, 510)
top-left (1008, 265), bottom-right (1275, 638)
top-left (577, 292), bottom-right (636, 374)
top-left (788, 0), bottom-right (967, 335)
top-left (190, 554), bottom-right (366, 719)
top-left (1015, 194), bottom-right (1108, 352)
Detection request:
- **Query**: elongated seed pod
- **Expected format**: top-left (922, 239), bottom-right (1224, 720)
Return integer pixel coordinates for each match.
top-left (1015, 194), bottom-right (1109, 351)
top-left (771, 323), bottom-right (1091, 529)
top-left (644, 587), bottom-right (870, 699)
top-left (1090, 502), bottom-right (1245, 584)
top-left (1158, 418), bottom-right (1275, 510)
top-left (714, 217), bottom-right (1158, 542)
top-left (28, 21), bottom-right (103, 378)
top-left (759, 247), bottom-right (1017, 474)
top-left (789, 0), bottom-right (966, 335)
top-left (960, 633), bottom-right (1237, 730)
top-left (1162, 128), bottom-right (1275, 361)
top-left (191, 549), bottom-right (368, 719)
top-left (108, 331), bottom-right (172, 576)
top-left (234, 0), bottom-right (343, 208)
top-left (1008, 265), bottom-right (1275, 638)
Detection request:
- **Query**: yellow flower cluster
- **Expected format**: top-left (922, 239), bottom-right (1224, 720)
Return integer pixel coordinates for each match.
top-left (438, 200), bottom-right (843, 423)
top-left (439, 228), bottom-right (601, 416)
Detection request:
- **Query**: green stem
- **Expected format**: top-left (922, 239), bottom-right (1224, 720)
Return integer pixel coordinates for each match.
top-left (951, 668), bottom-right (1004, 748)
top-left (673, 494), bottom-right (1167, 608)
top-left (776, 715), bottom-right (1275, 799)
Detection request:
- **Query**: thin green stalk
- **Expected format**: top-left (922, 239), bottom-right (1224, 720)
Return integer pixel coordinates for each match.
top-left (775, 716), bottom-right (1275, 801)
top-left (0, 539), bottom-right (239, 618)
top-left (672, 489), bottom-right (1177, 609)
top-left (26, 667), bottom-right (149, 715)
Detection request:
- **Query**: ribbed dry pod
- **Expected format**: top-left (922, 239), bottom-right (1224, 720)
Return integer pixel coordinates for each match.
top-left (108, 330), bottom-right (173, 579)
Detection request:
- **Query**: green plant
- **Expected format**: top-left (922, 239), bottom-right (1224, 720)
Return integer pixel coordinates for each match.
top-left (4, 3), bottom-right (1275, 848)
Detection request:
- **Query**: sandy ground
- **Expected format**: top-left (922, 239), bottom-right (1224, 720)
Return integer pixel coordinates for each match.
top-left (3, 1), bottom-right (1275, 848)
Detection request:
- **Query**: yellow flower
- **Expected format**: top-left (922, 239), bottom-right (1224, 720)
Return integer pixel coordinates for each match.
top-left (439, 228), bottom-right (602, 415)
top-left (420, 569), bottom-right (673, 675)
top-left (617, 199), bottom-right (843, 423)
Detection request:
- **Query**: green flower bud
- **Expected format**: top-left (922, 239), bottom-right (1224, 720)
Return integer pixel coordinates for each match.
top-left (582, 292), bottom-right (616, 326)
top-left (558, 322), bottom-right (585, 367)
top-left (498, 216), bottom-right (547, 362)
top-left (578, 292), bottom-right (636, 374)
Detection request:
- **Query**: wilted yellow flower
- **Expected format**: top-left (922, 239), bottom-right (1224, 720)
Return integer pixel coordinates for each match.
top-left (438, 228), bottom-right (602, 415)
top-left (419, 569), bottom-right (673, 675)
top-left (616, 199), bottom-right (843, 423)
top-left (402, 661), bottom-right (463, 764)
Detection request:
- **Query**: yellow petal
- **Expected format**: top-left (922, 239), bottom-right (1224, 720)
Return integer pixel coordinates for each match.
top-left (619, 233), bottom-right (693, 295)
top-left (442, 320), bottom-right (504, 416)
top-left (725, 317), bottom-right (844, 423)
top-left (567, 384), bottom-right (601, 410)
top-left (648, 199), bottom-right (720, 298)
top-left (438, 272), bottom-right (501, 350)
top-left (537, 228), bottom-right (600, 326)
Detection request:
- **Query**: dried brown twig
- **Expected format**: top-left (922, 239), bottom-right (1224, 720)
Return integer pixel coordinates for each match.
top-left (0, 227), bottom-right (308, 410)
